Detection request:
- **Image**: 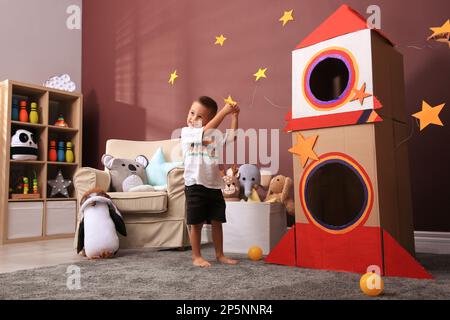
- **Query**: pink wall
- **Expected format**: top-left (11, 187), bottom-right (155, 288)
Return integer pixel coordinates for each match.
top-left (82, 0), bottom-right (450, 231)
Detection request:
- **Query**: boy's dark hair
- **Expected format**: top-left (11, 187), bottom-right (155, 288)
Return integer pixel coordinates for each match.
top-left (197, 96), bottom-right (218, 117)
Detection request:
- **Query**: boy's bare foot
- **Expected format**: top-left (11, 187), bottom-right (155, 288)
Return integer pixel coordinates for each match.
top-left (217, 255), bottom-right (239, 265)
top-left (193, 257), bottom-right (211, 268)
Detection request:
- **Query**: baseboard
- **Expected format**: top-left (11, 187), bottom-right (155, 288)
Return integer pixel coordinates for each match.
top-left (415, 231), bottom-right (450, 255)
top-left (203, 228), bottom-right (450, 254)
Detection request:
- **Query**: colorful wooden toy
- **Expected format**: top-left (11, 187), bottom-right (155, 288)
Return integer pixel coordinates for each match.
top-left (29, 102), bottom-right (39, 124)
top-left (57, 141), bottom-right (65, 162)
top-left (23, 177), bottom-right (29, 195)
top-left (19, 101), bottom-right (28, 122)
top-left (65, 142), bottom-right (74, 163)
top-left (49, 140), bottom-right (57, 161)
top-left (32, 172), bottom-right (38, 195)
top-left (54, 115), bottom-right (68, 127)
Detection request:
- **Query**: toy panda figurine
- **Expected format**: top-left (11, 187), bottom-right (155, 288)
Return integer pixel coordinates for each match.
top-left (77, 188), bottom-right (127, 259)
top-left (10, 129), bottom-right (38, 160)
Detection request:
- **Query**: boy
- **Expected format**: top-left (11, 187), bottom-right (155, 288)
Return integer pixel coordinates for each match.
top-left (181, 96), bottom-right (239, 267)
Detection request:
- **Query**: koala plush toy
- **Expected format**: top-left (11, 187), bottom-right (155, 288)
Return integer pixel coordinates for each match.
top-left (102, 154), bottom-right (154, 192)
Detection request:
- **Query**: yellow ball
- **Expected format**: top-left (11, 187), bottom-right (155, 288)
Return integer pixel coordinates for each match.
top-left (248, 246), bottom-right (263, 261)
top-left (360, 272), bottom-right (384, 297)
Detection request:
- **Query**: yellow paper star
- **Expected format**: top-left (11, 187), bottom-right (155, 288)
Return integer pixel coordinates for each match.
top-left (412, 101), bottom-right (445, 131)
top-left (351, 83), bottom-right (372, 105)
top-left (279, 10), bottom-right (294, 27)
top-left (253, 68), bottom-right (268, 81)
top-left (428, 19), bottom-right (450, 39)
top-left (215, 34), bottom-right (227, 46)
top-left (428, 19), bottom-right (450, 47)
top-left (224, 95), bottom-right (237, 106)
top-left (289, 133), bottom-right (319, 167)
top-left (168, 70), bottom-right (178, 85)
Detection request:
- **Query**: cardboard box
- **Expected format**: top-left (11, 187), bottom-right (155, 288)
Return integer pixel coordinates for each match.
top-left (293, 119), bottom-right (414, 254)
top-left (223, 202), bottom-right (287, 255)
top-left (267, 5), bottom-right (430, 278)
top-left (46, 201), bottom-right (77, 235)
top-left (7, 202), bottom-right (43, 239)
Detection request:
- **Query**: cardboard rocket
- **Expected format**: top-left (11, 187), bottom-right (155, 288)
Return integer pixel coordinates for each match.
top-left (266, 5), bottom-right (432, 279)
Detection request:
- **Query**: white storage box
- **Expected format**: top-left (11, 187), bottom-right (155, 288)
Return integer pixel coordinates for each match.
top-left (223, 202), bottom-right (287, 255)
top-left (46, 201), bottom-right (77, 235)
top-left (7, 202), bottom-right (44, 239)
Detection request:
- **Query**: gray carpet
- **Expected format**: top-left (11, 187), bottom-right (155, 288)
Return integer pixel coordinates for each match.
top-left (0, 244), bottom-right (449, 300)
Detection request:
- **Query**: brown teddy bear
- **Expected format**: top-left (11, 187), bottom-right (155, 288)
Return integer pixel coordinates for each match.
top-left (264, 175), bottom-right (295, 215)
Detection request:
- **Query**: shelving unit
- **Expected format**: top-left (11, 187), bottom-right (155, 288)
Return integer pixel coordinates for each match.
top-left (0, 80), bottom-right (82, 244)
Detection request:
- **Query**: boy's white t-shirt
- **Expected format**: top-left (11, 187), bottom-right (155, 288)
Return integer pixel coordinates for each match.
top-left (181, 126), bottom-right (228, 190)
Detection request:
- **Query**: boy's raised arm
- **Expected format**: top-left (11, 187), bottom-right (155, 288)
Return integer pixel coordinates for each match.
top-left (203, 103), bottom-right (235, 132)
top-left (226, 106), bottom-right (239, 143)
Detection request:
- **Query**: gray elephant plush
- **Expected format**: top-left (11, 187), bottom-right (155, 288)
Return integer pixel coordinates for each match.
top-left (238, 164), bottom-right (261, 199)
top-left (102, 154), bottom-right (154, 192)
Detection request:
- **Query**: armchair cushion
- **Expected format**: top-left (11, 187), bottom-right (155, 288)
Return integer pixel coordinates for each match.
top-left (108, 191), bottom-right (167, 214)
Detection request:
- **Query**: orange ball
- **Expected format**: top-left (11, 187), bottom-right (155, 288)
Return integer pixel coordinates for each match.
top-left (248, 246), bottom-right (263, 261)
top-left (360, 272), bottom-right (384, 297)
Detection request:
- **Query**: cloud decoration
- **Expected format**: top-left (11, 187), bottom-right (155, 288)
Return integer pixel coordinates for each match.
top-left (44, 74), bottom-right (77, 92)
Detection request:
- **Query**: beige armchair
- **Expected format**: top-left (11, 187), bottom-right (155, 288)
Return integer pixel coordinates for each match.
top-left (73, 138), bottom-right (190, 249)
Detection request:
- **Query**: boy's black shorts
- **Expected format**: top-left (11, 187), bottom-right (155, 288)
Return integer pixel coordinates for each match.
top-left (185, 184), bottom-right (226, 225)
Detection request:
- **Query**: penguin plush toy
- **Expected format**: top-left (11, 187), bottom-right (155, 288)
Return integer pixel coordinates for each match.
top-left (77, 188), bottom-right (127, 259)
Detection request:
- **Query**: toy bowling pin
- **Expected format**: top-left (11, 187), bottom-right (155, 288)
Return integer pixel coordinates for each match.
top-left (29, 102), bottom-right (39, 124)
top-left (57, 141), bottom-right (65, 162)
top-left (66, 142), bottom-right (74, 163)
top-left (19, 101), bottom-right (28, 122)
top-left (11, 98), bottom-right (19, 121)
top-left (49, 140), bottom-right (57, 162)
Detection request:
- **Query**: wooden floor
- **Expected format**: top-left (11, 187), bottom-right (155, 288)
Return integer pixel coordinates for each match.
top-left (0, 238), bottom-right (83, 274)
